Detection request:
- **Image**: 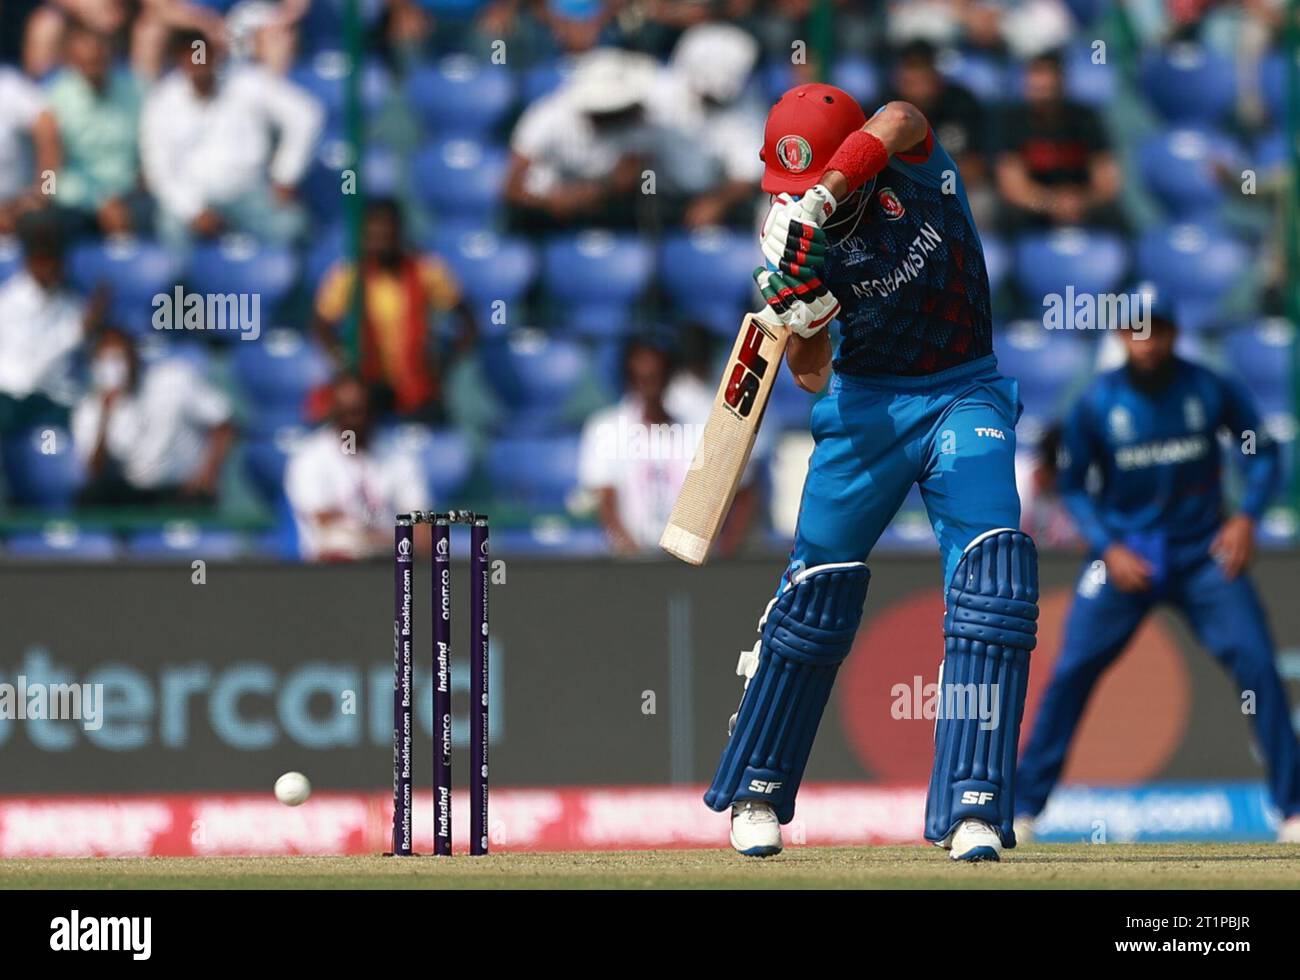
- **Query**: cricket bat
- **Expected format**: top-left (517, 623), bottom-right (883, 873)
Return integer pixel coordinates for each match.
top-left (660, 310), bottom-right (790, 564)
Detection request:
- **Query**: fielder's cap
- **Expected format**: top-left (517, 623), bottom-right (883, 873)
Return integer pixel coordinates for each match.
top-left (566, 48), bottom-right (658, 115)
top-left (1131, 281), bottom-right (1178, 328)
top-left (760, 83), bottom-right (866, 194)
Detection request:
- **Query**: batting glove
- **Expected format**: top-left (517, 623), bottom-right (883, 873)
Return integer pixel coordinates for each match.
top-left (754, 267), bottom-right (840, 339)
top-left (758, 184), bottom-right (838, 276)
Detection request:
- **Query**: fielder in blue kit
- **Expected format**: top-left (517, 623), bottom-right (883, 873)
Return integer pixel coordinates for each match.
top-left (702, 84), bottom-right (1038, 861)
top-left (1016, 314), bottom-right (1300, 840)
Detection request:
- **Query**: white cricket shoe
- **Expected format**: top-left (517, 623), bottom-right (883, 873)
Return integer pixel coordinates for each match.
top-left (1013, 815), bottom-right (1036, 845)
top-left (948, 819), bottom-right (1003, 862)
top-left (1278, 815), bottom-right (1300, 843)
top-left (730, 801), bottom-right (782, 857)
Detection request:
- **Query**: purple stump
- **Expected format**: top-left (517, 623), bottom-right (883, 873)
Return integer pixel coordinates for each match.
top-left (392, 520), bottom-right (415, 856)
top-left (431, 519), bottom-right (453, 856)
top-left (470, 518), bottom-right (490, 855)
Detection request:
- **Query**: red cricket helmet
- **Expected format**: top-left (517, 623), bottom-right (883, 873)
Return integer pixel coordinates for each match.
top-left (760, 83), bottom-right (867, 194)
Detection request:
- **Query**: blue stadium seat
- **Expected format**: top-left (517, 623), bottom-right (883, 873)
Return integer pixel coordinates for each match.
top-left (1256, 129), bottom-right (1288, 172)
top-left (361, 144), bottom-right (403, 198)
top-left (982, 233), bottom-right (1008, 293)
top-left (289, 50), bottom-right (392, 124)
top-left (1223, 318), bottom-right (1294, 402)
top-left (1007, 45), bottom-right (1118, 107)
top-left (1135, 223), bottom-right (1249, 330)
top-left (1064, 0), bottom-right (1107, 26)
top-left (1013, 228), bottom-right (1129, 300)
top-left (995, 321), bottom-right (1094, 430)
top-left (1064, 44), bottom-right (1117, 106)
top-left (542, 232), bottom-right (652, 338)
top-left (432, 230), bottom-right (537, 334)
top-left (493, 523), bottom-right (608, 556)
top-left (481, 331), bottom-right (590, 433)
top-left (1138, 44), bottom-right (1235, 124)
top-left (830, 56), bottom-right (880, 107)
top-left (186, 237), bottom-right (299, 325)
top-left (378, 424), bottom-right (474, 500)
top-left (761, 62), bottom-right (796, 102)
top-left (659, 229), bottom-right (754, 337)
top-left (1259, 49), bottom-right (1295, 123)
top-left (125, 524), bottom-right (247, 560)
top-left (1, 426), bottom-right (83, 508)
top-left (305, 222), bottom-right (346, 289)
top-left (5, 524), bottom-right (118, 560)
top-left (485, 434), bottom-right (581, 510)
top-left (936, 49), bottom-right (1003, 102)
top-left (68, 237), bottom-right (183, 334)
top-left (301, 137), bottom-right (402, 219)
top-left (412, 139), bottom-right (507, 220)
top-left (0, 234), bottom-right (21, 281)
top-left (522, 58), bottom-right (578, 102)
top-left (406, 56), bottom-right (516, 138)
top-left (243, 426), bottom-right (310, 503)
top-left (233, 328), bottom-right (333, 420)
top-left (298, 0), bottom-right (385, 55)
top-left (1137, 128), bottom-right (1240, 219)
top-left (250, 509), bottom-right (300, 560)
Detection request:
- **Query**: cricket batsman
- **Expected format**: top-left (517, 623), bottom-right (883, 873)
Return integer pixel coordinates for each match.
top-left (704, 84), bottom-right (1038, 861)
top-left (1015, 311), bottom-right (1300, 843)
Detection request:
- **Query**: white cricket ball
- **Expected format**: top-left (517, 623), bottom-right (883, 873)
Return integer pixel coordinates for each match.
top-left (274, 771), bottom-right (312, 806)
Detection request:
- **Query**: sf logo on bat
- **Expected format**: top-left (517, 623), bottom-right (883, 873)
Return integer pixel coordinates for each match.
top-left (724, 320), bottom-right (775, 417)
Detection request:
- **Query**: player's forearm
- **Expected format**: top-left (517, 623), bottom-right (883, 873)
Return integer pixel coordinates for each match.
top-left (1238, 441), bottom-right (1282, 520)
top-left (787, 331), bottom-right (831, 392)
top-left (820, 101), bottom-right (928, 201)
top-left (1060, 488), bottom-right (1113, 554)
top-left (1085, 154), bottom-right (1121, 207)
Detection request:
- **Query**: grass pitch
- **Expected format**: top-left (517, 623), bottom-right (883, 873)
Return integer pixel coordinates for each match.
top-left (2, 843), bottom-right (1299, 889)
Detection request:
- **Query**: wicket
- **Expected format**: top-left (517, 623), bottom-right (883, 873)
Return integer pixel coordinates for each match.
top-left (390, 509), bottom-right (490, 857)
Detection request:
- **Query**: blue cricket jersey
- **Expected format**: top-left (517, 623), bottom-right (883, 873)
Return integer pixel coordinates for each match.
top-left (822, 126), bottom-right (993, 377)
top-left (1058, 357), bottom-right (1281, 553)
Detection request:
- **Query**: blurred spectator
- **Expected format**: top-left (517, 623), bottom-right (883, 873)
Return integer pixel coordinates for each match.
top-left (0, 213), bottom-right (101, 432)
top-left (664, 321), bottom-right (715, 419)
top-left (579, 336), bottom-right (755, 555)
top-left (647, 22), bottom-right (764, 228)
top-left (0, 63), bottom-right (59, 236)
top-left (312, 198), bottom-right (475, 423)
top-left (71, 328), bottom-right (235, 507)
top-left (886, 0), bottom-right (1073, 57)
top-left (996, 49), bottom-right (1122, 230)
top-left (140, 29), bottom-right (323, 250)
top-left (538, 0), bottom-right (610, 54)
top-left (285, 374), bottom-right (430, 562)
top-left (884, 40), bottom-right (990, 224)
top-left (226, 0), bottom-right (309, 74)
top-left (504, 47), bottom-right (656, 231)
top-left (22, 0), bottom-right (131, 78)
top-left (1014, 423), bottom-right (1081, 548)
top-left (45, 21), bottom-right (143, 236)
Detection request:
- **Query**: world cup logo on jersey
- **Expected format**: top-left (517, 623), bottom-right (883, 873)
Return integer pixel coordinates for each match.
top-left (776, 135), bottom-right (813, 174)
